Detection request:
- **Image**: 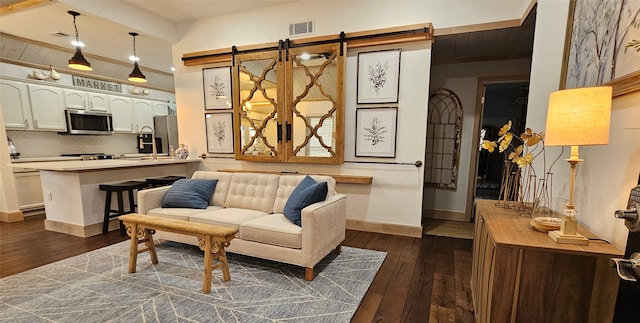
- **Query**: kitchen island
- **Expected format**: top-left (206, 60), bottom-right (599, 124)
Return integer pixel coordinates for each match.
top-left (10, 158), bottom-right (201, 237)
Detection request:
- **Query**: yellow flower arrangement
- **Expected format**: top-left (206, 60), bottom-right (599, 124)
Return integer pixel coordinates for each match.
top-left (481, 120), bottom-right (545, 171)
top-left (481, 120), bottom-right (553, 215)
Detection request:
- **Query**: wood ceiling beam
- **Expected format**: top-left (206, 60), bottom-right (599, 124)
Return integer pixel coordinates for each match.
top-left (0, 0), bottom-right (52, 16)
top-left (432, 52), bottom-right (533, 66)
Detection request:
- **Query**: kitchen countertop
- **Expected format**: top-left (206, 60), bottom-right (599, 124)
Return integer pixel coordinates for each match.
top-left (11, 157), bottom-right (83, 163)
top-left (9, 158), bottom-right (201, 172)
top-left (11, 154), bottom-right (171, 163)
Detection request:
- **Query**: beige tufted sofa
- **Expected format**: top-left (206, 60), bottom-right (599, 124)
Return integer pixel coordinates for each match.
top-left (137, 171), bottom-right (347, 280)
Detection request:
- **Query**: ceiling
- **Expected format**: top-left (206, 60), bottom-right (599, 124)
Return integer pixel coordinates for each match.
top-left (123, 0), bottom-right (296, 24)
top-left (0, 0), bottom-right (535, 75)
top-left (431, 6), bottom-right (536, 65)
top-left (0, 0), bottom-right (295, 73)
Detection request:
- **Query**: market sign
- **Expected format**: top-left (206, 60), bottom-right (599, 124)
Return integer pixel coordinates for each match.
top-left (72, 76), bottom-right (121, 93)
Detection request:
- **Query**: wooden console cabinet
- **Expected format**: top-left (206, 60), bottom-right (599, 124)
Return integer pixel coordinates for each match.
top-left (471, 199), bottom-right (623, 323)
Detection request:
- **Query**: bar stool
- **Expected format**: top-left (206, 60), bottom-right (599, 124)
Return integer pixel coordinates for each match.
top-left (99, 180), bottom-right (148, 235)
top-left (146, 175), bottom-right (185, 188)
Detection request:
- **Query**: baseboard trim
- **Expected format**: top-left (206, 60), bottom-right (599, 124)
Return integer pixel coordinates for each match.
top-left (423, 209), bottom-right (467, 221)
top-left (44, 219), bottom-right (105, 237)
top-left (0, 210), bottom-right (24, 222)
top-left (44, 217), bottom-right (424, 238)
top-left (346, 219), bottom-right (423, 238)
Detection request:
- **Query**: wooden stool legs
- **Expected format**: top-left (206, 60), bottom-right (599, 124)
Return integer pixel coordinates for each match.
top-left (121, 219), bottom-right (233, 294)
top-left (125, 223), bottom-right (158, 274)
top-left (199, 236), bottom-right (232, 293)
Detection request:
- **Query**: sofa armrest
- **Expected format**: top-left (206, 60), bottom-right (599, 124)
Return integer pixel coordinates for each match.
top-left (300, 193), bottom-right (347, 265)
top-left (137, 186), bottom-right (171, 214)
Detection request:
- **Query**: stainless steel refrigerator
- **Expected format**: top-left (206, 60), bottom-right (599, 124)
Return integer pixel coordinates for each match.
top-left (153, 115), bottom-right (178, 154)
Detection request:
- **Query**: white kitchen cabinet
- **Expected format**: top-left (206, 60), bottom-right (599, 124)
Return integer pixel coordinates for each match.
top-left (27, 84), bottom-right (66, 131)
top-left (64, 89), bottom-right (110, 112)
top-left (88, 92), bottom-right (110, 112)
top-left (1, 79), bottom-right (33, 130)
top-left (63, 89), bottom-right (88, 110)
top-left (109, 95), bottom-right (134, 132)
top-left (133, 99), bottom-right (154, 132)
top-left (153, 101), bottom-right (169, 116)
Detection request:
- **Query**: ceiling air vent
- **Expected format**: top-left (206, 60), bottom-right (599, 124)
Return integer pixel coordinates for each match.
top-left (50, 32), bottom-right (70, 37)
top-left (289, 20), bottom-right (314, 37)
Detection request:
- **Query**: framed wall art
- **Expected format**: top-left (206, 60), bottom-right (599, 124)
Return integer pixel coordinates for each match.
top-left (355, 107), bottom-right (397, 158)
top-left (561, 0), bottom-right (640, 96)
top-left (357, 49), bottom-right (401, 104)
top-left (203, 67), bottom-right (232, 109)
top-left (205, 112), bottom-right (234, 153)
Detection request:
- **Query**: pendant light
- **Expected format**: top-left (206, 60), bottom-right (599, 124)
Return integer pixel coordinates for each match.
top-left (128, 32), bottom-right (147, 83)
top-left (67, 11), bottom-right (92, 71)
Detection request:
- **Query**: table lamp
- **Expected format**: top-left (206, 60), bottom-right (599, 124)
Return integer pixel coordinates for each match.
top-left (544, 86), bottom-right (612, 245)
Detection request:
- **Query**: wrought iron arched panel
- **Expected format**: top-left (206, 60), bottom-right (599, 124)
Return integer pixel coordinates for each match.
top-left (425, 88), bottom-right (463, 189)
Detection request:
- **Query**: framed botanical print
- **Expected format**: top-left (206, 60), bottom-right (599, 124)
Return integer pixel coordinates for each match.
top-left (205, 112), bottom-right (234, 153)
top-left (357, 49), bottom-right (401, 104)
top-left (355, 107), bottom-right (397, 158)
top-left (203, 67), bottom-right (232, 109)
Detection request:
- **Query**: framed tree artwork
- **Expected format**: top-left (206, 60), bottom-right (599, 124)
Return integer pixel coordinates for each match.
top-left (203, 67), bottom-right (232, 109)
top-left (561, 0), bottom-right (640, 96)
top-left (355, 107), bottom-right (397, 158)
top-left (357, 49), bottom-right (401, 104)
top-left (205, 112), bottom-right (234, 153)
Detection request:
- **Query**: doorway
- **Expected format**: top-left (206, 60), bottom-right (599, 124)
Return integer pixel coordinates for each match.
top-left (475, 81), bottom-right (529, 200)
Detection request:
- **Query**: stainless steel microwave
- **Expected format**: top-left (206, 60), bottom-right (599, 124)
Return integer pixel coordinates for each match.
top-left (62, 109), bottom-right (114, 135)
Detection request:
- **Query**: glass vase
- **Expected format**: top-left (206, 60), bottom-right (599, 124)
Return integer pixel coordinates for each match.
top-left (530, 177), bottom-right (563, 232)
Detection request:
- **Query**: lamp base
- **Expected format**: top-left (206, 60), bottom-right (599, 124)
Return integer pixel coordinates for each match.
top-left (548, 230), bottom-right (589, 245)
top-left (547, 210), bottom-right (589, 245)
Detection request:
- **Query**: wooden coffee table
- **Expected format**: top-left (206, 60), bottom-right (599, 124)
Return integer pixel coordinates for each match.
top-left (119, 213), bottom-right (238, 294)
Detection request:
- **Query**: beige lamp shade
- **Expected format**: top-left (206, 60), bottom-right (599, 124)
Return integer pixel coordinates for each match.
top-left (545, 86), bottom-right (612, 147)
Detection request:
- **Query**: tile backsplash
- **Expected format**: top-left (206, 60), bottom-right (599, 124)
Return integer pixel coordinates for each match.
top-left (6, 130), bottom-right (138, 158)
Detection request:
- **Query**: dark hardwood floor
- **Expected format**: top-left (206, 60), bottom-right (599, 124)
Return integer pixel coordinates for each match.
top-left (0, 215), bottom-right (475, 322)
top-left (0, 214), bottom-right (128, 278)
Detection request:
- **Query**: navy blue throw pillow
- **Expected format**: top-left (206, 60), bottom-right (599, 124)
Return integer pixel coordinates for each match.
top-left (283, 176), bottom-right (328, 226)
top-left (162, 179), bottom-right (218, 209)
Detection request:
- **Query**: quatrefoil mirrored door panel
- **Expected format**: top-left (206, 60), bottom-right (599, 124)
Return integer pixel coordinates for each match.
top-left (232, 43), bottom-right (345, 164)
top-left (285, 43), bottom-right (344, 164)
top-left (233, 50), bottom-right (283, 162)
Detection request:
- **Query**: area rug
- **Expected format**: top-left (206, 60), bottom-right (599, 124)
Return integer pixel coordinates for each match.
top-left (423, 219), bottom-right (475, 239)
top-left (0, 241), bottom-right (386, 322)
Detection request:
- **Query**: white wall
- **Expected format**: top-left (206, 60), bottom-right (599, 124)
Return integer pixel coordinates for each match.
top-left (426, 58), bottom-right (532, 214)
top-left (583, 93), bottom-right (640, 249)
top-left (171, 1), bottom-right (531, 232)
top-left (527, 0), bottom-right (638, 250)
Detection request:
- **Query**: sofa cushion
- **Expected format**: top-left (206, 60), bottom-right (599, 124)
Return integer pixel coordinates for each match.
top-left (273, 175), bottom-right (336, 213)
top-left (191, 171), bottom-right (233, 206)
top-left (225, 173), bottom-right (279, 213)
top-left (146, 206), bottom-right (223, 221)
top-left (283, 176), bottom-right (328, 226)
top-left (189, 208), bottom-right (269, 235)
top-left (240, 214), bottom-right (302, 249)
top-left (162, 179), bottom-right (218, 209)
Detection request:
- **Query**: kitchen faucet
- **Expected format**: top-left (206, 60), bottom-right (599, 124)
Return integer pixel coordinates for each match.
top-left (139, 126), bottom-right (157, 160)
